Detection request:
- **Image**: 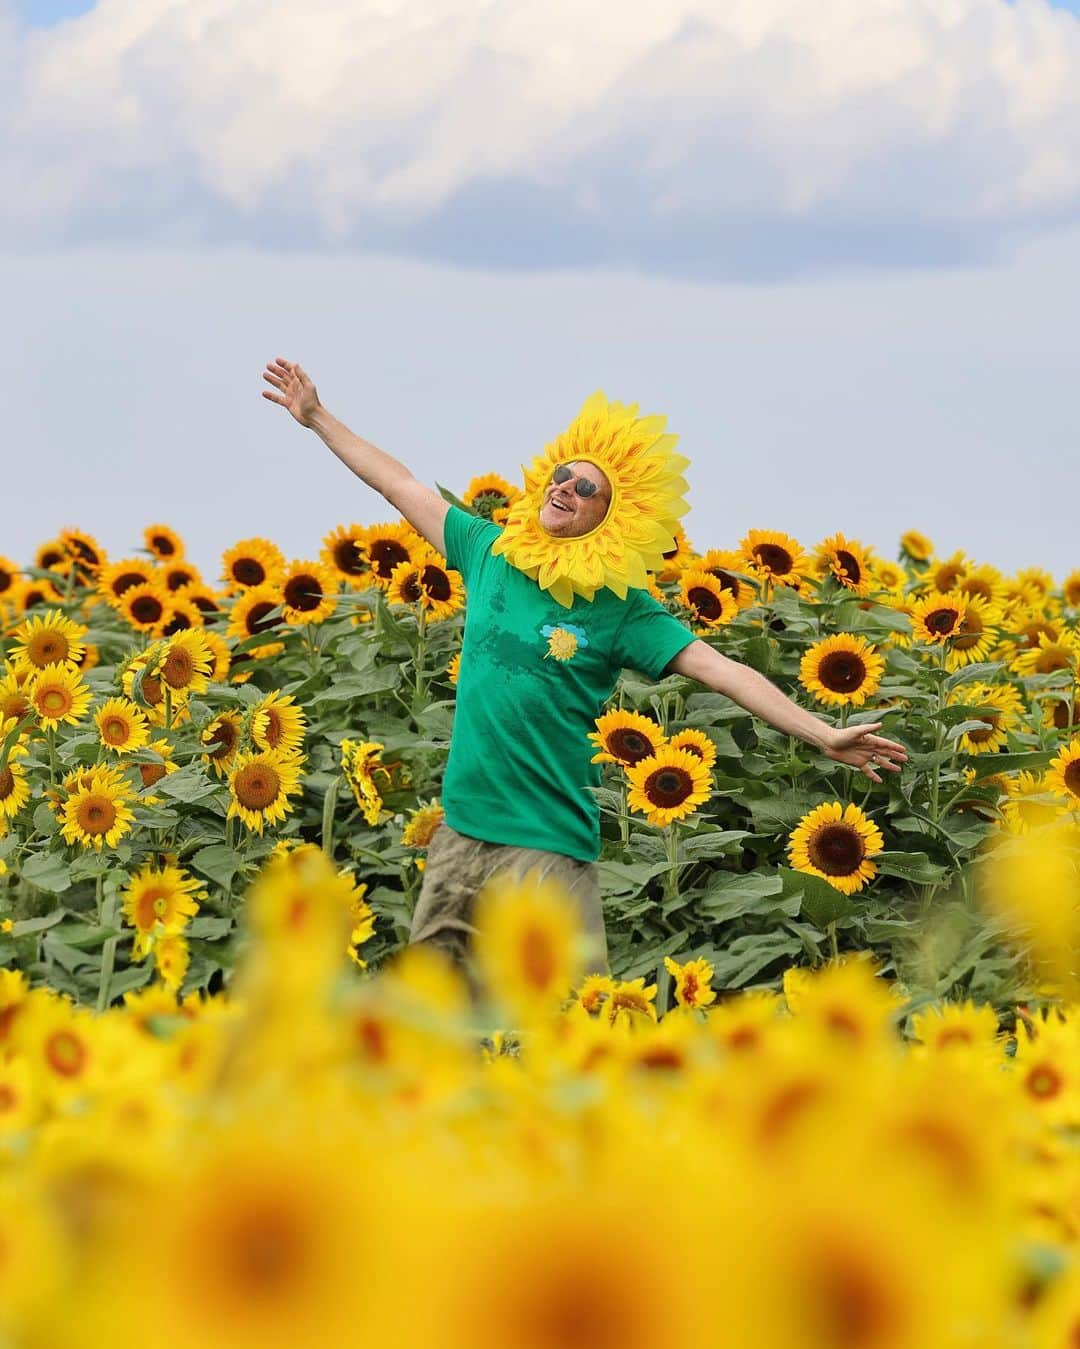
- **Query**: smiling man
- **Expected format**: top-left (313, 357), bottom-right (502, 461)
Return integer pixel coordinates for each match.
top-left (263, 358), bottom-right (907, 980)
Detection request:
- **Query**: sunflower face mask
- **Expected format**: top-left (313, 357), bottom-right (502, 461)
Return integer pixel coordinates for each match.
top-left (490, 392), bottom-right (690, 608)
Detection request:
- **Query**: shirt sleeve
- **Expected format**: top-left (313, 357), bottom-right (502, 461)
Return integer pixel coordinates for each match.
top-left (442, 505), bottom-right (501, 584)
top-left (610, 588), bottom-right (697, 680)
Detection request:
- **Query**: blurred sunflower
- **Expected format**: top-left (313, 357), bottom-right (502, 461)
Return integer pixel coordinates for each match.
top-left (999, 772), bottom-right (1064, 834)
top-left (654, 526), bottom-right (694, 583)
top-left (280, 559), bottom-right (338, 625)
top-left (1041, 680), bottom-right (1080, 732)
top-left (0, 741), bottom-right (30, 822)
top-left (908, 1000), bottom-right (1003, 1057)
top-left (122, 862), bottom-right (203, 958)
top-left (815, 532), bottom-right (872, 596)
top-left (462, 473), bottom-right (520, 523)
top-left (9, 610), bottom-right (87, 671)
top-left (947, 682), bottom-right (1025, 755)
top-left (446, 652), bottom-right (461, 685)
top-left (228, 749), bottom-right (305, 835)
top-left (11, 577), bottom-right (64, 613)
top-left (162, 595), bottom-right (207, 637)
top-left (910, 590), bottom-right (968, 645)
top-left (589, 709), bottom-right (666, 766)
top-left (28, 663), bottom-right (91, 729)
top-left (944, 595), bottom-right (1005, 671)
top-left (201, 711), bottom-right (245, 778)
top-left (1015, 566), bottom-right (1055, 603)
top-left (143, 523), bottom-right (185, 561)
top-left (320, 523), bottom-right (371, 589)
top-left (924, 550), bottom-right (969, 594)
top-left (402, 800), bottom-right (445, 849)
top-left (1003, 608), bottom-right (1060, 660)
top-left (696, 549), bottom-right (757, 610)
top-left (183, 585), bottom-right (224, 617)
top-left (365, 521), bottom-right (423, 587)
top-left (33, 537), bottom-right (71, 578)
top-left (119, 580), bottom-right (171, 635)
top-left (226, 585), bottom-right (285, 659)
top-left (788, 801), bottom-right (884, 895)
top-left (154, 933), bottom-right (190, 992)
top-left (739, 528), bottom-right (807, 590)
top-left (59, 764), bottom-right (136, 850)
top-left (58, 527), bottom-right (106, 582)
top-left (870, 558), bottom-right (907, 597)
top-left (668, 728), bottom-right (718, 769)
top-left (98, 557), bottom-right (156, 607)
top-left (626, 745), bottom-right (711, 827)
top-left (1063, 569), bottom-right (1080, 608)
top-left (1012, 630), bottom-right (1080, 678)
top-left (0, 669), bottom-right (31, 727)
top-left (1046, 737), bottom-right (1080, 806)
top-left (899, 530), bottom-right (933, 563)
top-left (957, 564), bottom-right (1006, 607)
top-left (0, 555), bottom-right (19, 597)
top-left (679, 569), bottom-right (738, 632)
top-left (221, 537), bottom-right (285, 594)
top-left (161, 560), bottom-right (202, 593)
top-left (250, 690), bottom-right (306, 755)
top-left (799, 634), bottom-right (884, 708)
top-left (95, 697), bottom-right (151, 756)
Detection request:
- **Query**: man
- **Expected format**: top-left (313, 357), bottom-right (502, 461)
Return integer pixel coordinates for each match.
top-left (262, 358), bottom-right (907, 976)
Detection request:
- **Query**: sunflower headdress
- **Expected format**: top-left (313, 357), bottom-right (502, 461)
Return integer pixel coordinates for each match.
top-left (490, 392), bottom-right (690, 608)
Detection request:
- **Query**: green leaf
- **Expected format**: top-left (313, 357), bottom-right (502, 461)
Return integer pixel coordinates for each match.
top-left (190, 845), bottom-right (245, 889)
top-left (676, 829), bottom-right (750, 861)
top-left (187, 915), bottom-right (233, 941)
top-left (778, 866), bottom-right (855, 928)
top-left (10, 910), bottom-right (66, 936)
top-left (155, 766), bottom-right (221, 805)
top-left (309, 669), bottom-right (402, 703)
top-left (33, 802), bottom-right (59, 836)
top-left (969, 750), bottom-right (1055, 778)
top-left (873, 850), bottom-right (949, 884)
top-left (19, 852), bottom-right (73, 894)
top-left (706, 932), bottom-right (803, 989)
top-left (42, 933), bottom-right (95, 972)
top-left (697, 871), bottom-right (797, 923)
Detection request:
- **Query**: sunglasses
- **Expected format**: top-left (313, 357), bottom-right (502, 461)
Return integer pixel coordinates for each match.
top-left (550, 464), bottom-right (601, 499)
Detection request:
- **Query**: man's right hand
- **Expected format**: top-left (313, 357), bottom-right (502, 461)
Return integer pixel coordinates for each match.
top-left (262, 357), bottom-right (321, 427)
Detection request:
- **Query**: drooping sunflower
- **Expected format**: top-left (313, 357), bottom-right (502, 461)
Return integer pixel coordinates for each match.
top-left (201, 711), bottom-right (245, 778)
top-left (491, 392), bottom-right (690, 608)
top-left (95, 697), bottom-right (151, 755)
top-left (738, 529), bottom-right (807, 590)
top-left (1012, 630), bottom-right (1080, 679)
top-left (250, 690), bottom-right (306, 755)
top-left (143, 524), bottom-right (186, 561)
top-left (137, 738), bottom-right (178, 794)
top-left (320, 523), bottom-right (371, 589)
top-left (678, 569), bottom-right (739, 632)
top-left (152, 630), bottom-right (214, 696)
top-left (227, 749), bottom-right (305, 836)
top-left (589, 710), bottom-right (666, 767)
top-left (401, 800), bottom-right (445, 849)
top-left (417, 557), bottom-right (465, 621)
top-left (121, 862), bottom-right (204, 958)
top-left (1046, 737), bottom-right (1080, 806)
top-left (119, 581), bottom-right (171, 635)
top-left (225, 584), bottom-right (285, 659)
top-left (910, 590), bottom-right (968, 645)
top-left (9, 609), bottom-right (88, 671)
top-left (59, 765), bottom-right (137, 851)
top-left (947, 682), bottom-right (1025, 755)
top-left (28, 663), bottom-right (92, 729)
top-left (98, 557), bottom-right (157, 608)
top-left (161, 595), bottom-right (205, 635)
top-left (221, 537), bottom-right (285, 594)
top-left (0, 741), bottom-right (30, 822)
top-left (788, 801), bottom-right (884, 895)
top-left (799, 634), bottom-right (885, 708)
top-left (626, 744), bottom-right (712, 827)
top-left (944, 595), bottom-right (1005, 672)
top-left (815, 533), bottom-right (872, 596)
top-left (462, 473), bottom-right (520, 523)
top-left (654, 526), bottom-right (694, 583)
top-left (280, 559), bottom-right (338, 625)
top-left (341, 739), bottom-right (390, 826)
top-left (365, 521), bottom-right (424, 587)
top-left (667, 728), bottom-right (718, 769)
top-left (696, 549), bottom-right (757, 610)
top-left (899, 530), bottom-right (933, 563)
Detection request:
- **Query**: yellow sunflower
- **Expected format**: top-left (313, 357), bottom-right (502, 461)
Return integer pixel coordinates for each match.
top-left (910, 590), bottom-right (968, 645)
top-left (589, 709), bottom-right (666, 766)
top-left (922, 550), bottom-right (969, 594)
top-left (137, 738), bottom-right (178, 794)
top-left (446, 652), bottom-right (461, 685)
top-left (799, 634), bottom-right (885, 708)
top-left (815, 533), bottom-right (872, 596)
top-left (183, 585), bottom-right (225, 618)
top-left (0, 555), bottom-right (19, 597)
top-left (1041, 680), bottom-right (1080, 732)
top-left (788, 801), bottom-right (884, 895)
top-left (417, 557), bottom-right (465, 621)
top-left (161, 595), bottom-right (206, 635)
top-left (280, 559), bottom-right (338, 625)
top-left (11, 577), bottom-right (64, 613)
top-left (59, 527), bottom-right (106, 581)
top-left (119, 581), bottom-right (171, 635)
top-left (491, 391), bottom-right (690, 607)
top-left (0, 741), bottom-right (30, 821)
top-left (154, 933), bottom-right (190, 991)
top-left (321, 523), bottom-right (372, 589)
top-left (227, 749), bottom-right (305, 835)
top-left (121, 653), bottom-right (178, 726)
top-left (33, 537), bottom-right (72, 578)
top-left (10, 609), bottom-right (88, 672)
top-left (739, 528), bottom-right (807, 590)
top-left (365, 521), bottom-right (424, 587)
top-left (899, 530), bottom-right (933, 563)
top-left (999, 772), bottom-right (1063, 834)
top-left (341, 739), bottom-right (390, 826)
top-left (1046, 737), bottom-right (1080, 807)
top-left (225, 585), bottom-right (285, 659)
top-left (387, 561), bottom-right (424, 607)
top-left (59, 765), bottom-right (136, 851)
top-left (462, 473), bottom-right (520, 522)
top-left (122, 862), bottom-right (204, 958)
top-left (401, 800), bottom-right (445, 849)
top-left (1015, 566), bottom-right (1055, 602)
top-left (250, 690), bottom-right (306, 755)
top-left (679, 569), bottom-right (739, 632)
top-left (0, 668), bottom-right (31, 727)
top-left (98, 557), bottom-right (157, 607)
top-left (626, 744), bottom-right (712, 827)
top-left (943, 595), bottom-right (1005, 672)
top-left (152, 630), bottom-right (214, 696)
top-left (693, 549), bottom-right (757, 610)
top-left (947, 682), bottom-right (1025, 755)
top-left (28, 663), bottom-right (91, 729)
top-left (1063, 569), bottom-right (1080, 609)
top-left (957, 564), bottom-right (1006, 607)
top-left (869, 558), bottom-right (907, 597)
top-left (95, 697), bottom-right (151, 755)
top-left (201, 711), bottom-right (245, 777)
top-left (160, 560), bottom-right (202, 593)
top-left (1012, 630), bottom-right (1080, 678)
top-left (663, 954), bottom-right (717, 1010)
top-left (654, 526), bottom-right (694, 583)
top-left (668, 728), bottom-right (718, 769)
top-left (220, 537), bottom-right (285, 594)
top-left (143, 524), bottom-right (186, 561)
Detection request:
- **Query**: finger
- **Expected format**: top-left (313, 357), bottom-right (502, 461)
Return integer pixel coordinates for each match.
top-left (263, 372), bottom-right (286, 390)
top-left (867, 735), bottom-right (906, 754)
top-left (266, 362), bottom-right (292, 381)
top-left (862, 764), bottom-right (882, 783)
top-left (261, 390), bottom-right (286, 406)
top-left (274, 356), bottom-right (294, 369)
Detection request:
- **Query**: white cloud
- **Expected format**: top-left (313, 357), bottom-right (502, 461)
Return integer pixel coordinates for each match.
top-left (3, 0), bottom-right (1080, 275)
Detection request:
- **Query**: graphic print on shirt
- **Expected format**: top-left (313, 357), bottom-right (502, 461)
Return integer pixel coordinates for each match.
top-left (541, 623), bottom-right (589, 663)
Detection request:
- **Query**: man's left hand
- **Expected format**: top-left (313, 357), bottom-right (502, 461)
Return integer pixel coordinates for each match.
top-left (821, 723), bottom-right (907, 784)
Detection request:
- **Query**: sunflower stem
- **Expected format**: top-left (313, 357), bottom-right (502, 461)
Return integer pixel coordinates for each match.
top-left (414, 604), bottom-right (428, 702)
top-left (321, 776), bottom-right (341, 859)
top-left (96, 891), bottom-right (118, 1013)
top-left (619, 778), bottom-right (629, 846)
top-left (306, 624), bottom-right (320, 677)
top-left (665, 823), bottom-right (680, 904)
top-left (827, 921), bottom-right (839, 962)
top-left (163, 687), bottom-right (173, 734)
top-left (45, 727), bottom-right (60, 788)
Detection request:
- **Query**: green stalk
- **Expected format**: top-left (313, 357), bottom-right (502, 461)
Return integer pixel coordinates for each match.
top-left (665, 822), bottom-right (680, 905)
top-left (96, 891), bottom-right (117, 1013)
top-left (45, 726), bottom-right (60, 787)
top-left (163, 686), bottom-right (173, 734)
top-left (619, 777), bottom-right (629, 846)
top-left (414, 604), bottom-right (428, 701)
top-left (321, 777), bottom-right (341, 858)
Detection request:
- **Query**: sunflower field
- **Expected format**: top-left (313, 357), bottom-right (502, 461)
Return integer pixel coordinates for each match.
top-left (1, 496), bottom-right (1079, 1346)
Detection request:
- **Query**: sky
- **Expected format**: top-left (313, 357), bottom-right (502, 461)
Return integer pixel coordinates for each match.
top-left (2, 0), bottom-right (1079, 579)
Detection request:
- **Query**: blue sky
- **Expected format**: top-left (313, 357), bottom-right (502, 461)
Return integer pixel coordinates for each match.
top-left (14, 0), bottom-right (96, 23)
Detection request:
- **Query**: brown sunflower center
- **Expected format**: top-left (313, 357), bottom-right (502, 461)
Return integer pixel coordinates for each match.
top-left (233, 558), bottom-right (266, 587)
top-left (421, 564), bottom-right (452, 602)
top-left (245, 602), bottom-right (281, 636)
top-left (818, 651), bottom-right (867, 694)
top-left (754, 544), bottom-right (793, 576)
top-left (0, 766), bottom-right (14, 798)
top-left (101, 716), bottom-right (130, 746)
top-left (952, 614), bottom-right (986, 651)
top-left (925, 607), bottom-right (960, 636)
top-left (0, 692), bottom-right (29, 722)
top-left (39, 549), bottom-right (66, 570)
top-left (221, 1203), bottom-right (307, 1295)
top-left (39, 687), bottom-right (72, 717)
top-left (161, 647), bottom-right (195, 690)
top-left (135, 887), bottom-right (173, 930)
top-left (807, 823), bottom-right (865, 877)
top-left (131, 594), bottom-right (165, 625)
top-left (936, 565), bottom-right (963, 590)
top-left (1037, 649), bottom-right (1072, 674)
top-left (966, 719), bottom-right (998, 745)
top-left (835, 550), bottom-right (862, 584)
top-left (28, 633), bottom-right (68, 665)
top-left (151, 534), bottom-right (176, 557)
top-left (1025, 1065), bottom-right (1063, 1100)
top-left (139, 672), bottom-right (164, 706)
top-left (643, 766), bottom-right (693, 808)
top-left (520, 925), bottom-right (556, 991)
top-left (1062, 761), bottom-right (1080, 799)
top-left (162, 610), bottom-right (193, 635)
top-left (283, 574), bottom-right (323, 612)
top-left (0, 567), bottom-right (13, 592)
top-left (369, 539), bottom-right (410, 579)
top-left (688, 586), bottom-right (723, 621)
top-left (707, 567), bottom-right (741, 597)
top-left (77, 795), bottom-right (117, 835)
top-left (606, 728), bottom-right (656, 765)
top-left (140, 761), bottom-right (167, 788)
top-left (190, 592), bottom-right (219, 615)
top-left (206, 720), bottom-right (238, 759)
top-left (1052, 701), bottom-right (1078, 730)
top-left (166, 569), bottom-right (196, 592)
top-left (398, 571), bottom-right (423, 603)
top-left (111, 571), bottom-right (148, 597)
top-left (45, 1030), bottom-right (88, 1077)
top-left (333, 538), bottom-right (367, 576)
top-left (235, 763), bottom-right (281, 810)
top-left (809, 1244), bottom-right (901, 1349)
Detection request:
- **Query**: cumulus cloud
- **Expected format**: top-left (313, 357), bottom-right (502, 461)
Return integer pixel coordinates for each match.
top-left (3, 0), bottom-right (1080, 276)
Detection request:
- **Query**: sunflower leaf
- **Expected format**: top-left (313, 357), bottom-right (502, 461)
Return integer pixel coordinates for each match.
top-left (19, 852), bottom-right (73, 894)
top-left (190, 845), bottom-right (245, 889)
top-left (873, 851), bottom-right (949, 884)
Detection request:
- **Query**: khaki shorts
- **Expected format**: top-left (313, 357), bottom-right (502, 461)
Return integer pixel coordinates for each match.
top-left (408, 822), bottom-right (608, 983)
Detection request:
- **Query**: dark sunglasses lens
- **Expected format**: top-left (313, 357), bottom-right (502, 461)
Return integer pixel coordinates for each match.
top-left (575, 479), bottom-right (597, 498)
top-left (552, 465), bottom-right (572, 484)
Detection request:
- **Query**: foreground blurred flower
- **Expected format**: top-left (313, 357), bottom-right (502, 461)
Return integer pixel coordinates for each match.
top-left (800, 634), bottom-right (885, 708)
top-left (626, 745), bottom-right (711, 827)
top-left (788, 801), bottom-right (884, 895)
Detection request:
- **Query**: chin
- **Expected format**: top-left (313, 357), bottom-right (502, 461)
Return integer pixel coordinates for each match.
top-left (540, 507), bottom-right (575, 536)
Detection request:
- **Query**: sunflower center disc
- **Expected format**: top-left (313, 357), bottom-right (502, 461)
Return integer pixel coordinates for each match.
top-left (46, 1030), bottom-right (87, 1077)
top-left (689, 587), bottom-right (723, 621)
top-left (755, 545), bottom-right (792, 575)
top-left (41, 690), bottom-right (68, 715)
top-left (285, 576), bottom-right (321, 611)
top-left (808, 824), bottom-right (865, 876)
top-left (821, 654), bottom-right (866, 693)
top-left (646, 768), bottom-right (691, 807)
top-left (234, 559), bottom-right (266, 586)
top-left (1063, 761), bottom-right (1080, 798)
top-left (610, 730), bottom-right (652, 764)
top-left (0, 767), bottom-right (13, 798)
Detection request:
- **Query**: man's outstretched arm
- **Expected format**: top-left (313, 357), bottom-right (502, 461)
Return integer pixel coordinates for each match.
top-left (667, 639), bottom-right (907, 784)
top-left (262, 357), bottom-right (450, 557)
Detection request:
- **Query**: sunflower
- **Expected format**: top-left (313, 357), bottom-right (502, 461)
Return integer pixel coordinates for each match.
top-left (280, 559), bottom-right (338, 625)
top-left (121, 653), bottom-right (171, 724)
top-left (463, 473), bottom-right (520, 522)
top-left (606, 976), bottom-right (659, 1027)
top-left (159, 561), bottom-right (201, 593)
top-left (654, 527), bottom-right (694, 583)
top-left (788, 801), bottom-right (884, 895)
top-left (694, 549), bottom-right (757, 609)
top-left (1012, 630), bottom-right (1080, 678)
top-left (9, 610), bottom-right (87, 671)
top-left (1041, 680), bottom-right (1080, 732)
top-left (228, 749), bottom-right (305, 835)
top-left (152, 630), bottom-right (213, 696)
top-left (95, 697), bottom-right (151, 755)
top-left (0, 668), bottom-right (31, 727)
top-left (947, 682), bottom-right (1025, 755)
top-left (387, 561), bottom-right (423, 607)
top-left (320, 523), bottom-right (372, 589)
top-left (626, 744), bottom-right (712, 827)
top-left (59, 765), bottom-right (136, 851)
top-left (34, 537), bottom-right (72, 578)
top-left (999, 772), bottom-right (1064, 834)
top-left (418, 558), bottom-right (465, 621)
top-left (910, 590), bottom-right (968, 645)
top-left (944, 595), bottom-right (1005, 671)
top-left (447, 652), bottom-right (461, 685)
top-left (668, 728), bottom-right (718, 769)
top-left (155, 933), bottom-right (191, 992)
top-left (739, 529), bottom-right (807, 590)
top-left (799, 634), bottom-right (885, 709)
top-left (0, 556), bottom-right (19, 597)
top-left (341, 739), bottom-right (390, 825)
top-left (365, 521), bottom-right (423, 587)
top-left (491, 392), bottom-right (690, 607)
top-left (183, 585), bottom-right (224, 617)
top-left (957, 564), bottom-right (1006, 607)
top-left (226, 585), bottom-right (285, 659)
top-left (589, 709), bottom-right (666, 766)
top-left (161, 595), bottom-right (205, 635)
top-left (1046, 737), bottom-right (1080, 806)
top-left (119, 580), bottom-right (171, 635)
top-left (221, 537), bottom-right (285, 594)
top-left (1003, 608), bottom-right (1060, 661)
top-left (1015, 566), bottom-right (1055, 602)
top-left (98, 557), bottom-right (157, 607)
top-left (402, 800), bottom-right (445, 849)
top-left (28, 663), bottom-right (91, 729)
top-left (1063, 570), bottom-right (1080, 609)
top-left (201, 711), bottom-right (245, 777)
top-left (58, 528), bottom-right (106, 582)
top-left (250, 691), bottom-right (306, 755)
top-left (920, 550), bottom-right (969, 595)
top-left (0, 741), bottom-right (30, 822)
top-left (663, 954), bottom-right (717, 1010)
top-left (122, 861), bottom-right (203, 954)
top-left (679, 569), bottom-right (739, 632)
top-left (899, 530), bottom-right (933, 563)
top-left (870, 558), bottom-right (907, 597)
top-left (143, 524), bottom-right (186, 561)
top-left (815, 533), bottom-right (872, 596)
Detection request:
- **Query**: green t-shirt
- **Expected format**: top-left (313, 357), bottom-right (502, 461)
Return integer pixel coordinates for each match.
top-left (441, 506), bottom-right (696, 861)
